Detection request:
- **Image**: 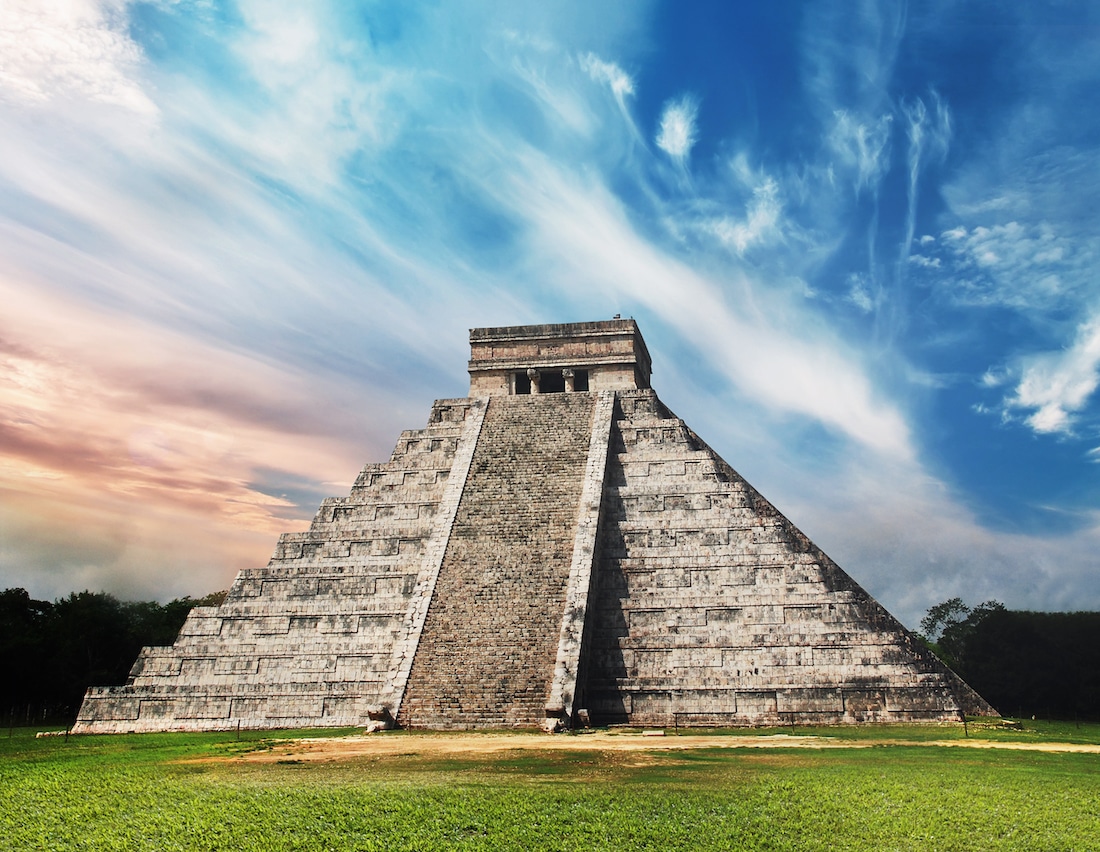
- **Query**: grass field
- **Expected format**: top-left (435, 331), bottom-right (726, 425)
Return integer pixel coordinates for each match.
top-left (2, 721), bottom-right (1099, 851)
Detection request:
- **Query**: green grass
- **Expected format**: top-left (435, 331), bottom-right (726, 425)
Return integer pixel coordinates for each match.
top-left (2, 722), bottom-right (1099, 851)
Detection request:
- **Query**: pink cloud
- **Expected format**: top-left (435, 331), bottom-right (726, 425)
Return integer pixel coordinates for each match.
top-left (0, 277), bottom-right (368, 600)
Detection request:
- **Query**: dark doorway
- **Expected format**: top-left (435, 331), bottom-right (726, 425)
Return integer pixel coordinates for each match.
top-left (540, 371), bottom-right (566, 394)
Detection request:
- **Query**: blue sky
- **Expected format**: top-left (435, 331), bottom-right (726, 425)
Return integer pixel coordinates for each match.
top-left (1, 0), bottom-right (1098, 628)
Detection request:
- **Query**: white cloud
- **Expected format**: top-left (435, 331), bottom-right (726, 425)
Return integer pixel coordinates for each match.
top-left (828, 110), bottom-right (892, 194)
top-left (1008, 315), bottom-right (1100, 435)
top-left (704, 177), bottom-right (783, 255)
top-left (0, 0), bottom-right (155, 114)
top-left (214, 3), bottom-right (415, 190)
top-left (655, 94), bottom-right (699, 161)
top-left (901, 92), bottom-right (950, 260)
top-left (980, 367), bottom-right (1008, 388)
top-left (800, 0), bottom-right (907, 200)
top-left (234, 2), bottom-right (322, 78)
top-left (927, 222), bottom-right (1092, 310)
top-left (510, 55), bottom-right (594, 135)
top-left (800, 0), bottom-right (904, 117)
top-left (493, 154), bottom-right (914, 459)
top-left (847, 273), bottom-right (875, 313)
top-left (580, 52), bottom-right (633, 98)
top-left (579, 51), bottom-right (635, 120)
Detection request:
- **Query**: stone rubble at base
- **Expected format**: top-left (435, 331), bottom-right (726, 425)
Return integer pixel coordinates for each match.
top-left (73, 320), bottom-right (995, 733)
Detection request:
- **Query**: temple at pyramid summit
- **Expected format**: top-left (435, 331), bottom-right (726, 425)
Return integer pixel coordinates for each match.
top-left (75, 320), bottom-right (995, 733)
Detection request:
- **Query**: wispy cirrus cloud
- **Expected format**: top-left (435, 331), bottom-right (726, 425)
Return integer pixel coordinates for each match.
top-left (828, 110), bottom-right (893, 195)
top-left (800, 0), bottom-right (904, 115)
top-left (911, 215), bottom-right (1099, 439)
top-left (701, 181), bottom-right (784, 256)
top-left (900, 92), bottom-right (950, 261)
top-left (579, 52), bottom-right (634, 101)
top-left (917, 5), bottom-right (1100, 446)
top-left (488, 153), bottom-right (914, 459)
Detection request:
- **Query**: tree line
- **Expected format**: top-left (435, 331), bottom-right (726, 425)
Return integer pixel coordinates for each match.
top-left (921, 598), bottom-right (1100, 721)
top-left (1, 587), bottom-right (225, 726)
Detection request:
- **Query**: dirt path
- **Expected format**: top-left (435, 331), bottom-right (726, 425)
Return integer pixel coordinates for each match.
top-left (228, 731), bottom-right (1100, 764)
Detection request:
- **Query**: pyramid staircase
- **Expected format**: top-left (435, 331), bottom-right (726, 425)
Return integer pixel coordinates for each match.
top-left (399, 393), bottom-right (596, 728)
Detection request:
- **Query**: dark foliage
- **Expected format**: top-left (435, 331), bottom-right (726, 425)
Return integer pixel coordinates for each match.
top-left (0, 588), bottom-right (226, 726)
top-left (922, 599), bottom-right (1100, 721)
top-left (920, 597), bottom-right (1006, 672)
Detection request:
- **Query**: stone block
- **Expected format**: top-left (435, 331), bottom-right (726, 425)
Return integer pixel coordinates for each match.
top-left (78, 692), bottom-right (141, 722)
top-left (735, 690), bottom-right (778, 716)
top-left (777, 687), bottom-right (844, 714)
top-left (178, 613), bottom-right (222, 637)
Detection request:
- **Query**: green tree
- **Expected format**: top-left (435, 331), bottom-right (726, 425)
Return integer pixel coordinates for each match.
top-left (1, 587), bottom-right (227, 724)
top-left (919, 598), bottom-right (1004, 671)
top-left (921, 598), bottom-right (1100, 720)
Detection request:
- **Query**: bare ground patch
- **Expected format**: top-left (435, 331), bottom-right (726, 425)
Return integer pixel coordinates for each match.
top-left (209, 730), bottom-right (1100, 765)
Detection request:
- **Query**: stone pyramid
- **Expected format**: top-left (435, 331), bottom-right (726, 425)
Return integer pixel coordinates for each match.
top-left (75, 320), bottom-right (994, 733)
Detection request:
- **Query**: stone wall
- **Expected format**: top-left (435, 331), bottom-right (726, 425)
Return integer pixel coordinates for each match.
top-left (468, 320), bottom-right (652, 395)
top-left (582, 391), bottom-right (994, 726)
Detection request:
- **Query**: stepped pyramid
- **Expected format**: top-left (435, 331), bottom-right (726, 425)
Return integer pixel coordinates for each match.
top-left (75, 320), bottom-right (994, 732)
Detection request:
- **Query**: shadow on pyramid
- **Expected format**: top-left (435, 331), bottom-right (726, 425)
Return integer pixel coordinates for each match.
top-left (75, 320), bottom-right (995, 733)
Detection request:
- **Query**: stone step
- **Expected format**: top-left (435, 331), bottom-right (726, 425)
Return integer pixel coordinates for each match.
top-left (398, 393), bottom-right (596, 728)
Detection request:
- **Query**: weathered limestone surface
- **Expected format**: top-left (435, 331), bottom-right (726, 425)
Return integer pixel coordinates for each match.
top-left (74, 320), bottom-right (994, 733)
top-left (544, 391), bottom-right (615, 728)
top-left (398, 393), bottom-right (597, 729)
top-left (468, 320), bottom-right (651, 396)
top-left (581, 391), bottom-right (992, 725)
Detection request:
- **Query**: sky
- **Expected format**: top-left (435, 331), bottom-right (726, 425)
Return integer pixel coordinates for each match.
top-left (1, 0), bottom-right (1099, 629)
